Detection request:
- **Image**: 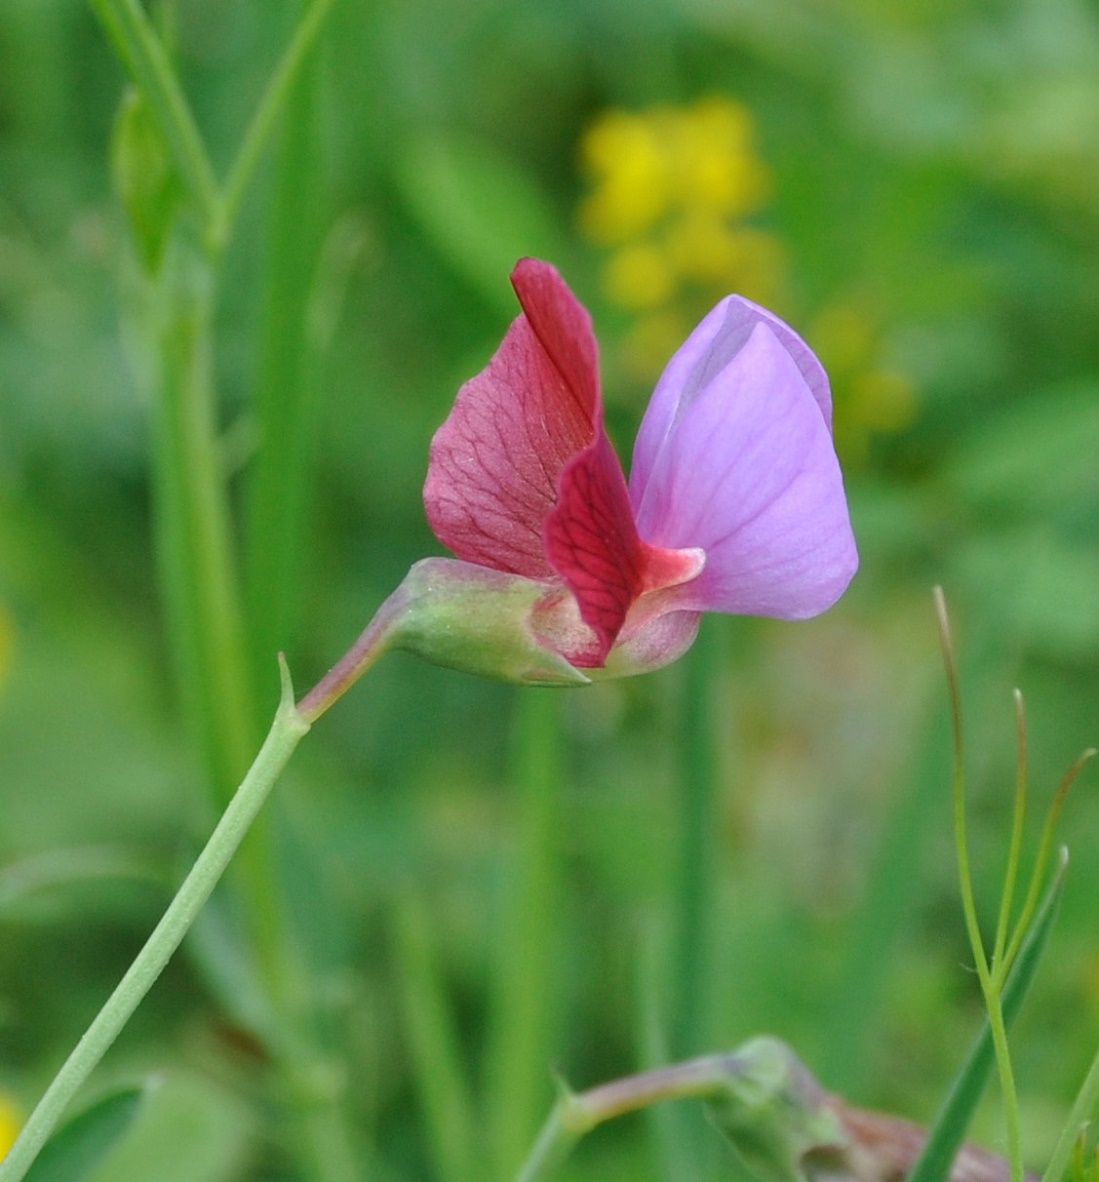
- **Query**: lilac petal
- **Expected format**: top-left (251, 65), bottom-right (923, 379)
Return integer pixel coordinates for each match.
top-left (630, 322), bottom-right (857, 620)
top-left (631, 296), bottom-right (832, 501)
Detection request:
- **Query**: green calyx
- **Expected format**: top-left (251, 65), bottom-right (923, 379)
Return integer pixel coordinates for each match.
top-left (390, 558), bottom-right (592, 687)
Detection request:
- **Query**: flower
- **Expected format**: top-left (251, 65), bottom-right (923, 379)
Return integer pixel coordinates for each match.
top-left (421, 258), bottom-right (856, 682)
top-left (296, 258), bottom-right (856, 716)
top-left (578, 97), bottom-right (785, 382)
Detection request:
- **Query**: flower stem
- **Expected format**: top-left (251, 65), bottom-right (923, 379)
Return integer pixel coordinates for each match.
top-left (671, 619), bottom-right (719, 1058)
top-left (935, 589), bottom-right (1023, 1182)
top-left (0, 662), bottom-right (309, 1182)
top-left (297, 589), bottom-right (405, 722)
top-left (89, 0), bottom-right (219, 232)
top-left (660, 619), bottom-right (721, 1179)
top-left (512, 1055), bottom-right (742, 1182)
top-left (215, 0), bottom-right (335, 252)
top-left (487, 690), bottom-right (564, 1181)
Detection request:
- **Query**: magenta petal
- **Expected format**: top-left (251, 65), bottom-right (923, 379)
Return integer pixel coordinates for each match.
top-left (631, 321), bottom-right (857, 619)
top-left (544, 431), bottom-right (701, 663)
top-left (424, 259), bottom-right (600, 578)
top-left (543, 433), bottom-right (643, 660)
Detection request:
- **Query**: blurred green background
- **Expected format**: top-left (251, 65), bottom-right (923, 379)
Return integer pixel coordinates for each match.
top-left (2, 0), bottom-right (1099, 1178)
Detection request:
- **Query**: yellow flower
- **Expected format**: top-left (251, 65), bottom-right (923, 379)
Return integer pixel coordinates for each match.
top-left (579, 111), bottom-right (670, 244)
top-left (0, 1092), bottom-right (20, 1158)
top-left (665, 214), bottom-right (784, 306)
top-left (578, 96), bottom-right (783, 384)
top-left (670, 96), bottom-right (770, 217)
top-left (810, 299), bottom-right (917, 465)
top-left (602, 242), bottom-right (676, 310)
top-left (579, 96), bottom-right (771, 254)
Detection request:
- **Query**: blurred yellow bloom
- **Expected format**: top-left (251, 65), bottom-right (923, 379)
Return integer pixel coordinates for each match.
top-left (673, 97), bottom-right (770, 217)
top-left (578, 96), bottom-right (783, 383)
top-left (620, 308), bottom-right (693, 380)
top-left (579, 97), bottom-right (770, 247)
top-left (578, 96), bottom-right (915, 456)
top-left (810, 300), bottom-right (917, 465)
top-left (602, 243), bottom-right (676, 310)
top-left (579, 111), bottom-right (670, 244)
top-left (0, 1092), bottom-right (20, 1158)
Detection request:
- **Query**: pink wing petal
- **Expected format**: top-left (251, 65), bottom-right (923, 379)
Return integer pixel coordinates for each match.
top-left (631, 322), bottom-right (857, 620)
top-left (424, 259), bottom-right (601, 577)
top-left (631, 295), bottom-right (833, 503)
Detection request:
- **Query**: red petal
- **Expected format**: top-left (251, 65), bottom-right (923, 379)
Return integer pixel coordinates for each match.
top-left (545, 434), bottom-right (705, 664)
top-left (424, 259), bottom-right (600, 577)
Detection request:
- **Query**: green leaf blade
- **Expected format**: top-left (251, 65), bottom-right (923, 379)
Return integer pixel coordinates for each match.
top-left (908, 850), bottom-right (1068, 1182)
top-left (24, 1086), bottom-right (145, 1182)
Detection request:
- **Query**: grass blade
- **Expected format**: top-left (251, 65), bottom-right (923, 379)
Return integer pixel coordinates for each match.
top-left (907, 848), bottom-right (1068, 1182)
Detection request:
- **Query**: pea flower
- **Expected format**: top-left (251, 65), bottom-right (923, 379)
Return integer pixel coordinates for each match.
top-left (299, 258), bottom-right (856, 715)
top-left (421, 257), bottom-right (855, 680)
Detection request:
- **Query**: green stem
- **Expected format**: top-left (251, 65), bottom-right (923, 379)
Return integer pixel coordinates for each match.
top-left (908, 850), bottom-right (1067, 1182)
top-left (89, 0), bottom-right (219, 232)
top-left (657, 619), bottom-right (721, 1180)
top-left (152, 247), bottom-right (258, 803)
top-left (936, 590), bottom-right (1022, 1182)
top-left (671, 619), bottom-right (719, 1059)
top-left (0, 663), bottom-right (309, 1182)
top-left (244, 7), bottom-right (326, 707)
top-left (487, 690), bottom-right (564, 1182)
top-left (1042, 1042), bottom-right (1099, 1182)
top-left (214, 0), bottom-right (335, 252)
top-left (981, 998), bottom-right (1022, 1182)
top-left (513, 1055), bottom-right (744, 1182)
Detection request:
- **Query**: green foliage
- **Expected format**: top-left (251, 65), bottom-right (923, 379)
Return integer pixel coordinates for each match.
top-left (1062, 1136), bottom-right (1099, 1182)
top-left (23, 1087), bottom-right (144, 1182)
top-left (110, 89), bottom-right (181, 274)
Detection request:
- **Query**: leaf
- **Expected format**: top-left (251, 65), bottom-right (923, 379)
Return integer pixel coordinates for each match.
top-left (84, 1073), bottom-right (255, 1182)
top-left (110, 87), bottom-right (182, 274)
top-left (24, 1086), bottom-right (145, 1182)
top-left (907, 849), bottom-right (1068, 1182)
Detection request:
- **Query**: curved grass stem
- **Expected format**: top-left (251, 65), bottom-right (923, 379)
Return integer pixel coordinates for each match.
top-left (0, 664), bottom-right (309, 1182)
top-left (215, 0), bottom-right (335, 251)
top-left (934, 589), bottom-right (1023, 1182)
